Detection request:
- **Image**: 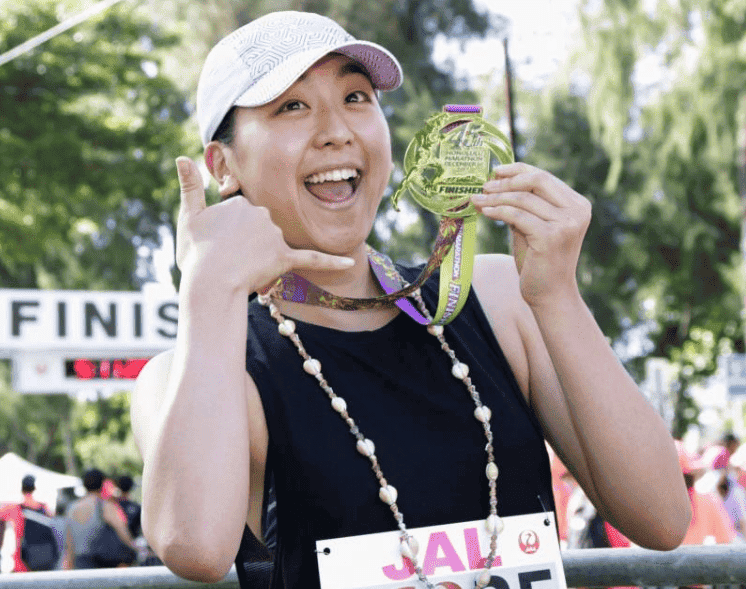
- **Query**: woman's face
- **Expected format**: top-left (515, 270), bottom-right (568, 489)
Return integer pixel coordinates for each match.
top-left (213, 54), bottom-right (393, 256)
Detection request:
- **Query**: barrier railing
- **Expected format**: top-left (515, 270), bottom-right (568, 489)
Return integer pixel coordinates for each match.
top-left (1, 545), bottom-right (746, 588)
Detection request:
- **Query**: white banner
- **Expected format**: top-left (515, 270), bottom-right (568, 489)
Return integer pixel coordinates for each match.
top-left (316, 512), bottom-right (566, 589)
top-left (0, 289), bottom-right (178, 354)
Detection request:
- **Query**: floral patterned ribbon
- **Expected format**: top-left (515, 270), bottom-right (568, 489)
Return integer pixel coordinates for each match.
top-left (272, 216), bottom-right (463, 325)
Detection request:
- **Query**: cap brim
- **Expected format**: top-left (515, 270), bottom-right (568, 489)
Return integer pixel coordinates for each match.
top-left (233, 40), bottom-right (402, 109)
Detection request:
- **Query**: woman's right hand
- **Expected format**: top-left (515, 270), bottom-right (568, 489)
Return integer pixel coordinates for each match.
top-left (174, 156), bottom-right (354, 294)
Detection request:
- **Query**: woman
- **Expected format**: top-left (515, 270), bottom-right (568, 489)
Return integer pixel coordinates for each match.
top-left (62, 469), bottom-right (137, 569)
top-left (131, 11), bottom-right (691, 589)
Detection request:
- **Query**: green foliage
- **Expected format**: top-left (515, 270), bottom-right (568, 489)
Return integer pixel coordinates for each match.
top-left (0, 0), bottom-right (190, 474)
top-left (71, 391), bottom-right (142, 475)
top-left (0, 0), bottom-right (191, 290)
top-left (552, 0), bottom-right (746, 432)
top-left (0, 362), bottom-right (77, 473)
top-left (0, 359), bottom-right (142, 476)
top-left (513, 91), bottom-right (645, 346)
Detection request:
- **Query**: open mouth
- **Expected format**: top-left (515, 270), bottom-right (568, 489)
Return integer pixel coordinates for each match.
top-left (304, 168), bottom-right (361, 203)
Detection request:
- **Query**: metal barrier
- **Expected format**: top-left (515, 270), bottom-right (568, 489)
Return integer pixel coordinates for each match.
top-left (1, 546), bottom-right (746, 588)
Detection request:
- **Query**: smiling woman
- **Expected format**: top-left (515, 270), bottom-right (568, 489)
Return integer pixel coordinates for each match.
top-left (204, 54), bottom-right (392, 256)
top-left (130, 10), bottom-right (691, 589)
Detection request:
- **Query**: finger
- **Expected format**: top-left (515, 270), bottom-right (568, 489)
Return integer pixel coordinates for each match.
top-left (285, 249), bottom-right (356, 273)
top-left (492, 162), bottom-right (534, 178)
top-left (484, 167), bottom-right (568, 207)
top-left (473, 191), bottom-right (556, 222)
top-left (479, 205), bottom-right (545, 239)
top-left (176, 157), bottom-right (207, 217)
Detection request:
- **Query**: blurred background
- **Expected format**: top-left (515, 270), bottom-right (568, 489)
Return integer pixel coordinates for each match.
top-left (0, 0), bottom-right (745, 528)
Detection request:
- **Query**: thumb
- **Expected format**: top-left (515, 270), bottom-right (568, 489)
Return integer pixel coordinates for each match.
top-left (176, 156), bottom-right (206, 217)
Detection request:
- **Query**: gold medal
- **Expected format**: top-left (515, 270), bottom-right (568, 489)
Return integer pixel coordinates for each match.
top-left (391, 108), bottom-right (513, 218)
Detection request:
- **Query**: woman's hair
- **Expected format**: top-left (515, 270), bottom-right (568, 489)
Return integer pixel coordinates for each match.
top-left (212, 106), bottom-right (238, 145)
top-left (82, 468), bottom-right (105, 492)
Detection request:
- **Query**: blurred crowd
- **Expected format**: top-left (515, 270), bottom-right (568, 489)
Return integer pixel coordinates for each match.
top-left (0, 469), bottom-right (160, 573)
top-left (552, 432), bottom-right (746, 549)
top-left (3, 432), bottom-right (744, 574)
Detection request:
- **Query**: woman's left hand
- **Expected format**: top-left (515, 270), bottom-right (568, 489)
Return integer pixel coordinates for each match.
top-left (472, 162), bottom-right (592, 308)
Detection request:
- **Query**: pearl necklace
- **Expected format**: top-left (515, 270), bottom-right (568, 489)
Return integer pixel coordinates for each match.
top-left (258, 285), bottom-right (504, 589)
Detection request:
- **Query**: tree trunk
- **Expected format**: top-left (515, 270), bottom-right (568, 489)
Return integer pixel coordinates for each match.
top-left (61, 403), bottom-right (78, 476)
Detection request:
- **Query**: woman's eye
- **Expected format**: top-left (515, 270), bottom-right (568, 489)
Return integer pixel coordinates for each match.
top-left (279, 100), bottom-right (304, 112)
top-left (347, 90), bottom-right (369, 103)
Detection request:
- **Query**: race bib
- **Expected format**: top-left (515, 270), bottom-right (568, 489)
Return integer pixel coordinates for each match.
top-left (316, 512), bottom-right (567, 589)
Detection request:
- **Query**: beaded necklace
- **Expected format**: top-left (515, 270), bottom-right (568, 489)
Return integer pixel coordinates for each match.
top-left (258, 279), bottom-right (505, 589)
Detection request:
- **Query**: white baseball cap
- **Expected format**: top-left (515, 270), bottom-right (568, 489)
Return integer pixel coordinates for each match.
top-left (196, 11), bottom-right (404, 146)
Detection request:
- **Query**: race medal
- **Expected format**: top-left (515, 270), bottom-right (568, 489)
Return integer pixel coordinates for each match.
top-left (390, 105), bottom-right (514, 323)
top-left (272, 106), bottom-right (513, 325)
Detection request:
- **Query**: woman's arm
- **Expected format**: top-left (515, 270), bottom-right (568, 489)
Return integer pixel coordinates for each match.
top-left (131, 278), bottom-right (254, 582)
top-left (103, 501), bottom-right (138, 551)
top-left (471, 163), bottom-right (691, 550)
top-left (62, 525), bottom-right (74, 570)
top-left (131, 157), bottom-right (358, 582)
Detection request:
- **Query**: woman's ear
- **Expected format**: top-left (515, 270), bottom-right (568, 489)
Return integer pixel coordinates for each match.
top-left (205, 141), bottom-right (241, 198)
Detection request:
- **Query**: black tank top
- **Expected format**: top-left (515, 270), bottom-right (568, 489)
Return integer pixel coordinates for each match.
top-left (235, 265), bottom-right (555, 589)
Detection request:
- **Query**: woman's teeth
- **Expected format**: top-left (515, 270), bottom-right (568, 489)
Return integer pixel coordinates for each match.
top-left (305, 168), bottom-right (358, 184)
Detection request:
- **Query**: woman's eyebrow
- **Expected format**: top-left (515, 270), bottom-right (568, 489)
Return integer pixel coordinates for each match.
top-left (294, 60), bottom-right (372, 84)
top-left (337, 62), bottom-right (371, 79)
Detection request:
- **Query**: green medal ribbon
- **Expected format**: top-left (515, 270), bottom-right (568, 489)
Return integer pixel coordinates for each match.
top-left (274, 105), bottom-right (514, 325)
top-left (390, 105), bottom-right (513, 323)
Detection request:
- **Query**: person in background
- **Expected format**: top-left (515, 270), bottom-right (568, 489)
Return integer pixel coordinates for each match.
top-left (62, 468), bottom-right (137, 569)
top-left (547, 443), bottom-right (574, 547)
top-left (50, 502), bottom-right (68, 569)
top-left (715, 471), bottom-right (746, 539)
top-left (115, 476), bottom-right (142, 540)
top-left (695, 435), bottom-right (746, 540)
top-left (677, 442), bottom-right (735, 545)
top-left (730, 444), bottom-right (746, 494)
top-left (19, 476), bottom-right (52, 517)
top-left (0, 475), bottom-right (54, 573)
top-left (0, 502), bottom-right (26, 572)
top-left (699, 432), bottom-right (740, 472)
top-left (100, 478), bottom-right (117, 501)
top-left (0, 474), bottom-right (52, 573)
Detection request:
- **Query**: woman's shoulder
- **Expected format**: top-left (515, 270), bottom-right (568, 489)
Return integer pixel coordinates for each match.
top-left (393, 253), bottom-right (524, 321)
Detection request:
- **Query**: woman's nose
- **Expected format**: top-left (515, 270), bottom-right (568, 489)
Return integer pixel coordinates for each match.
top-left (313, 106), bottom-right (354, 148)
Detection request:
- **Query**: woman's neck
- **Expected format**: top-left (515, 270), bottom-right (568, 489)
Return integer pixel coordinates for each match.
top-left (276, 246), bottom-right (400, 331)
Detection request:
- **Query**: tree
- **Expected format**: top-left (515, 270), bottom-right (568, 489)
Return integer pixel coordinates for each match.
top-left (544, 0), bottom-right (746, 435)
top-left (0, 0), bottom-right (192, 291)
top-left (0, 368), bottom-right (141, 477)
top-left (71, 390), bottom-right (142, 476)
top-left (0, 0), bottom-right (191, 473)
